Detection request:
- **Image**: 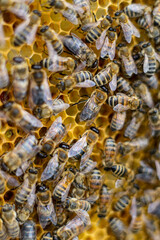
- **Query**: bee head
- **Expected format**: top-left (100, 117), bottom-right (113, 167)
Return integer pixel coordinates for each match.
top-left (2, 101), bottom-right (13, 110)
top-left (28, 167), bottom-right (38, 175)
top-left (40, 25), bottom-right (49, 33)
top-left (2, 204), bottom-right (12, 212)
top-left (56, 81), bottom-right (65, 92)
top-left (114, 11), bottom-right (123, 17)
top-left (117, 43), bottom-right (126, 49)
top-left (13, 56), bottom-right (24, 64)
top-left (36, 183), bottom-right (47, 193)
top-left (91, 59), bottom-right (98, 69)
top-left (33, 10), bottom-right (41, 17)
top-left (108, 27), bottom-right (116, 32)
top-left (90, 126), bottom-right (99, 135)
top-left (148, 108), bottom-right (158, 116)
top-left (105, 15), bottom-right (112, 23)
top-left (59, 142), bottom-right (70, 150)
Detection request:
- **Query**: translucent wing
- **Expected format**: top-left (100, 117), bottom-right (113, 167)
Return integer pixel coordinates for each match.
top-left (101, 37), bottom-right (116, 60)
top-left (0, 22), bottom-right (5, 47)
top-left (155, 160), bottom-right (160, 180)
top-left (52, 101), bottom-right (70, 115)
top-left (109, 74), bottom-right (117, 91)
top-left (27, 184), bottom-right (36, 208)
top-left (65, 1), bottom-right (84, 15)
top-left (82, 21), bottom-right (100, 32)
top-left (86, 194), bottom-right (99, 204)
top-left (128, 19), bottom-right (140, 38)
top-left (38, 205), bottom-right (49, 228)
top-left (81, 145), bottom-right (93, 163)
top-left (75, 210), bottom-right (91, 229)
top-left (48, 203), bottom-right (57, 225)
top-left (113, 104), bottom-right (130, 112)
top-left (80, 159), bottom-right (97, 174)
top-left (9, 4), bottom-right (29, 20)
top-left (122, 55), bottom-right (137, 76)
top-left (1, 171), bottom-right (20, 189)
top-left (143, 54), bottom-right (149, 73)
top-left (126, 4), bottom-right (147, 14)
top-left (155, 52), bottom-right (160, 63)
top-left (153, 6), bottom-right (160, 16)
top-left (62, 9), bottom-right (79, 25)
top-left (15, 19), bottom-right (29, 34)
top-left (75, 80), bottom-right (95, 88)
top-left (96, 30), bottom-right (107, 50)
top-left (61, 183), bottom-right (72, 202)
top-left (26, 24), bottom-right (39, 44)
top-left (16, 161), bottom-right (30, 176)
top-left (48, 56), bottom-right (69, 72)
top-left (129, 197), bottom-right (137, 219)
top-left (41, 154), bottom-right (59, 181)
top-left (46, 41), bottom-right (57, 59)
top-left (68, 135), bottom-right (87, 158)
top-left (120, 22), bottom-right (133, 43)
top-left (45, 116), bottom-right (62, 139)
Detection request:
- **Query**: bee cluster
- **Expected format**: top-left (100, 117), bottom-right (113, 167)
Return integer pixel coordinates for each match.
top-left (0, 0), bottom-right (159, 240)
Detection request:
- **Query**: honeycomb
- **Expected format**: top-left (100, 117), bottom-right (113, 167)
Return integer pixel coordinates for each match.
top-left (0, 0), bottom-right (159, 239)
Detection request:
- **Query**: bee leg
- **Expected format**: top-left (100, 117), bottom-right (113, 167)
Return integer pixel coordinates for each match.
top-left (92, 12), bottom-right (97, 22)
top-left (63, 50), bottom-right (73, 56)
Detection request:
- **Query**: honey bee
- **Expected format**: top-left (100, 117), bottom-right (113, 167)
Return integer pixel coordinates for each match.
top-left (109, 217), bottom-right (126, 240)
top-left (109, 164), bottom-right (135, 183)
top-left (40, 25), bottom-right (63, 55)
top-left (79, 89), bottom-right (107, 123)
top-left (123, 4), bottom-right (152, 19)
top-left (63, 34), bottom-right (98, 69)
top-left (57, 210), bottom-right (91, 240)
top-left (137, 161), bottom-right (157, 183)
top-left (52, 98), bottom-right (70, 116)
top-left (0, 101), bottom-right (42, 133)
top-left (118, 137), bottom-right (149, 156)
top-left (108, 93), bottom-right (142, 112)
top-left (41, 232), bottom-right (52, 240)
top-left (133, 81), bottom-right (154, 108)
top-left (129, 197), bottom-right (143, 233)
top-left (0, 0), bottom-right (29, 19)
top-left (100, 27), bottom-right (117, 60)
top-left (84, 15), bottom-right (112, 45)
top-left (12, 10), bottom-right (41, 47)
top-left (39, 117), bottom-right (68, 157)
top-left (89, 168), bottom-right (103, 190)
top-left (37, 184), bottom-right (57, 228)
top-left (15, 167), bottom-right (38, 206)
top-left (40, 55), bottom-right (77, 74)
top-left (153, 0), bottom-right (160, 27)
top-left (73, 0), bottom-right (92, 27)
top-left (103, 137), bottom-right (117, 168)
top-left (21, 220), bottom-right (36, 240)
top-left (68, 127), bottom-right (99, 161)
top-left (2, 204), bottom-right (20, 239)
top-left (0, 218), bottom-right (8, 240)
top-left (55, 201), bottom-right (67, 226)
top-left (0, 134), bottom-right (39, 172)
top-left (29, 64), bottom-right (53, 119)
top-left (114, 11), bottom-right (140, 43)
top-left (11, 56), bottom-right (29, 101)
top-left (56, 71), bottom-right (95, 92)
top-left (113, 194), bottom-right (130, 212)
top-left (41, 143), bottom-right (69, 182)
top-left (145, 217), bottom-right (160, 240)
top-left (117, 43), bottom-right (137, 77)
top-left (93, 61), bottom-right (119, 91)
top-left (0, 54), bottom-right (9, 89)
top-left (138, 41), bottom-right (160, 77)
top-left (72, 172), bottom-right (87, 199)
top-left (124, 111), bottom-right (145, 139)
top-left (117, 76), bottom-right (134, 96)
top-left (148, 108), bottom-right (160, 137)
top-left (98, 184), bottom-right (112, 218)
top-left (53, 167), bottom-right (76, 202)
top-left (80, 158), bottom-right (97, 174)
top-left (110, 111), bottom-right (126, 132)
top-left (41, 0), bottom-right (83, 25)
top-left (64, 198), bottom-right (91, 212)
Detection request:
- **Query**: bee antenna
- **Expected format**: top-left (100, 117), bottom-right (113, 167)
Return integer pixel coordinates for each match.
top-left (71, 99), bottom-right (87, 107)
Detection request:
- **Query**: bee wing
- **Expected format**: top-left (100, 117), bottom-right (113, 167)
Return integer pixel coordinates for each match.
top-left (15, 18), bottom-right (30, 34)
top-left (27, 184), bottom-right (36, 208)
top-left (126, 4), bottom-right (147, 14)
top-left (75, 80), bottom-right (95, 88)
top-left (143, 54), bottom-right (149, 73)
top-left (45, 116), bottom-right (62, 139)
top-left (82, 21), bottom-right (100, 32)
top-left (68, 135), bottom-right (87, 158)
top-left (26, 23), bottom-right (39, 44)
top-left (65, 2), bottom-right (84, 14)
top-left (38, 204), bottom-right (50, 229)
top-left (80, 159), bottom-right (97, 174)
top-left (155, 52), bottom-right (160, 63)
top-left (48, 56), bottom-right (68, 72)
top-left (122, 55), bottom-right (137, 76)
top-left (61, 183), bottom-right (72, 202)
top-left (109, 74), bottom-right (117, 91)
top-left (155, 160), bottom-right (160, 180)
top-left (81, 145), bottom-right (93, 163)
top-left (96, 29), bottom-right (107, 50)
top-left (75, 210), bottom-right (91, 228)
top-left (46, 41), bottom-right (57, 59)
top-left (101, 37), bottom-right (116, 60)
top-left (20, 109), bottom-right (43, 132)
top-left (52, 101), bottom-right (70, 115)
top-left (41, 154), bottom-right (59, 181)
top-left (1, 171), bottom-right (20, 188)
top-left (0, 23), bottom-right (5, 47)
top-left (62, 9), bottom-right (79, 25)
top-left (120, 22), bottom-right (132, 43)
top-left (74, 62), bottom-right (86, 72)
top-left (48, 202), bottom-right (57, 225)
top-left (9, 5), bottom-right (29, 20)
top-left (129, 196), bottom-right (137, 219)
top-left (113, 104), bottom-right (130, 112)
top-left (153, 6), bottom-right (160, 16)
top-left (16, 160), bottom-right (30, 176)
top-left (53, 162), bottom-right (67, 185)
top-left (128, 19), bottom-right (140, 38)
top-left (86, 194), bottom-right (99, 204)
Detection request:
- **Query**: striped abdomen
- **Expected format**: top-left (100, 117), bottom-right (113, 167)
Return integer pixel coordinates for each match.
top-left (137, 16), bottom-right (150, 31)
top-left (15, 185), bottom-right (32, 205)
top-left (51, 39), bottom-right (63, 55)
top-left (108, 96), bottom-right (129, 108)
top-left (90, 168), bottom-right (102, 190)
top-left (93, 68), bottom-right (112, 86)
top-left (114, 195), bottom-right (130, 211)
top-left (21, 221), bottom-right (36, 240)
top-left (111, 164), bottom-right (127, 178)
top-left (154, 12), bottom-right (160, 27)
top-left (86, 27), bottom-right (102, 43)
top-left (145, 57), bottom-right (157, 77)
top-left (75, 71), bottom-right (93, 83)
top-left (117, 76), bottom-right (134, 95)
top-left (104, 137), bottom-right (116, 167)
top-left (0, 177), bottom-right (5, 194)
top-left (110, 112), bottom-right (126, 131)
top-left (6, 220), bottom-right (20, 238)
top-left (13, 26), bottom-right (32, 47)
